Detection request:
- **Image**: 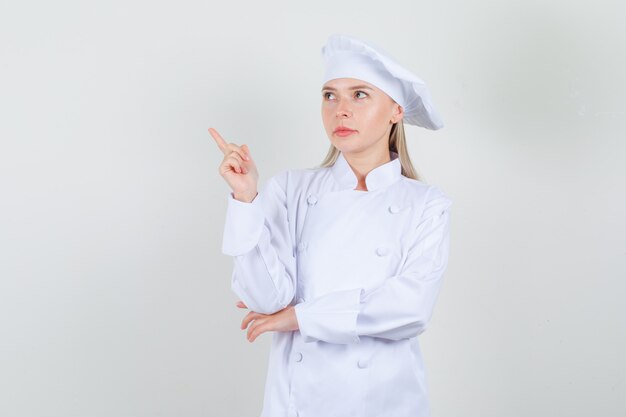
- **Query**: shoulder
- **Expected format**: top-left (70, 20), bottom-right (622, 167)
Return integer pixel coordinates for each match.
top-left (397, 177), bottom-right (453, 224)
top-left (397, 177), bottom-right (451, 203)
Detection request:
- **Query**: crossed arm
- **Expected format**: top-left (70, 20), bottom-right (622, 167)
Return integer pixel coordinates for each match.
top-left (222, 172), bottom-right (452, 344)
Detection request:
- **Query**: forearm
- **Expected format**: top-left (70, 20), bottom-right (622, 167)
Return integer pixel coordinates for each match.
top-left (222, 174), bottom-right (297, 314)
top-left (229, 228), bottom-right (296, 315)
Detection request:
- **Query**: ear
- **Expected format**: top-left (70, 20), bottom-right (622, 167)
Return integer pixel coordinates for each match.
top-left (390, 102), bottom-right (404, 124)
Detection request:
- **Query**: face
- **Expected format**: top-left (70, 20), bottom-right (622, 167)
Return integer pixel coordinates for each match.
top-left (321, 78), bottom-right (403, 155)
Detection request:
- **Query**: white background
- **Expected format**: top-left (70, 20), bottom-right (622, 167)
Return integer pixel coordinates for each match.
top-left (1, 0), bottom-right (624, 416)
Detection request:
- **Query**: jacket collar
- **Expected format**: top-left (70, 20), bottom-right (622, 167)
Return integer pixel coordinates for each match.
top-left (330, 150), bottom-right (402, 191)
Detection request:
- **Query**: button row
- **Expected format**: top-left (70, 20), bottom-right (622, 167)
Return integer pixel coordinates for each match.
top-left (293, 351), bottom-right (369, 368)
top-left (307, 193), bottom-right (401, 216)
top-left (301, 194), bottom-right (396, 259)
top-left (297, 241), bottom-right (389, 257)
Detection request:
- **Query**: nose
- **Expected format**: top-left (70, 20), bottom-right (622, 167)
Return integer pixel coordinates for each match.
top-left (336, 100), bottom-right (352, 119)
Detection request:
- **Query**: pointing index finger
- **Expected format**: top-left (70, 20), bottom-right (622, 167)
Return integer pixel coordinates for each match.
top-left (208, 127), bottom-right (228, 154)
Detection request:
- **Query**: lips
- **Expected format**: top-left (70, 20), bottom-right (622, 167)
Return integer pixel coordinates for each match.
top-left (334, 128), bottom-right (357, 137)
top-left (334, 127), bottom-right (356, 133)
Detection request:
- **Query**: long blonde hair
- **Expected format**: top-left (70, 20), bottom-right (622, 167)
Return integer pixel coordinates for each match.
top-left (315, 119), bottom-right (422, 181)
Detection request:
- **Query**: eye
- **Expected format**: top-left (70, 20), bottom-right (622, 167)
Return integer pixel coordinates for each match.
top-left (355, 90), bottom-right (368, 99)
top-left (323, 92), bottom-right (334, 100)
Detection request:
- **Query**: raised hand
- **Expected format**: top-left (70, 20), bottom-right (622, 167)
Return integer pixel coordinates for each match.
top-left (209, 127), bottom-right (259, 202)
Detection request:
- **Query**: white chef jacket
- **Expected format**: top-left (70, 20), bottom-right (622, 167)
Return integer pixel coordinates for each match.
top-left (222, 150), bottom-right (452, 417)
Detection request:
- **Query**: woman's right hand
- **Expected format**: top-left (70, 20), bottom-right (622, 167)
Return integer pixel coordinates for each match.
top-left (209, 127), bottom-right (259, 202)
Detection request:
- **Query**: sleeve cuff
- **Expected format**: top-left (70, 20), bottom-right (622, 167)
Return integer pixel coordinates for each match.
top-left (221, 191), bottom-right (264, 256)
top-left (294, 288), bottom-right (364, 344)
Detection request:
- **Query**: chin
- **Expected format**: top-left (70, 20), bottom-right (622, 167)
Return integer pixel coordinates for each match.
top-left (332, 143), bottom-right (361, 154)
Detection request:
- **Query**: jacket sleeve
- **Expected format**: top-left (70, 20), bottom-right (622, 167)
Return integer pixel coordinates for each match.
top-left (221, 170), bottom-right (297, 315)
top-left (294, 185), bottom-right (452, 344)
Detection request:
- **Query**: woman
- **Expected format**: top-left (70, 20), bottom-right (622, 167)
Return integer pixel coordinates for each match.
top-left (211, 34), bottom-right (452, 417)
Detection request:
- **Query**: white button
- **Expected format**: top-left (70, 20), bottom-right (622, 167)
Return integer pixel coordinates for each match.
top-left (376, 246), bottom-right (389, 256)
top-left (288, 411), bottom-right (299, 417)
top-left (388, 204), bottom-right (400, 213)
top-left (357, 358), bottom-right (369, 368)
top-left (297, 242), bottom-right (308, 252)
top-left (297, 297), bottom-right (305, 303)
top-left (307, 194), bottom-right (318, 205)
top-left (295, 352), bottom-right (303, 362)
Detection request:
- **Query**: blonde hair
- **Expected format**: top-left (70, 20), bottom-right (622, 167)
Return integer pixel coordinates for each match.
top-left (315, 119), bottom-right (422, 181)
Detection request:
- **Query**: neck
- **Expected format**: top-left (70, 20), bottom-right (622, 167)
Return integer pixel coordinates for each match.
top-left (342, 150), bottom-right (392, 191)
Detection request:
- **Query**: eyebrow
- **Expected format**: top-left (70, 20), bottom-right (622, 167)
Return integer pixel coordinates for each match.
top-left (321, 85), bottom-right (374, 92)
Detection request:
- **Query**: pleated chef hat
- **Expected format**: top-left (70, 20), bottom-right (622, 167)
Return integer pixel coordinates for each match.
top-left (321, 33), bottom-right (443, 130)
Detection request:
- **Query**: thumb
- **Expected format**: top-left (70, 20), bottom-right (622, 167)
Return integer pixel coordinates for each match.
top-left (241, 144), bottom-right (251, 158)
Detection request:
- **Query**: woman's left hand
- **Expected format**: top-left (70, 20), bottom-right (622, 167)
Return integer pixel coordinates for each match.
top-left (236, 301), bottom-right (300, 343)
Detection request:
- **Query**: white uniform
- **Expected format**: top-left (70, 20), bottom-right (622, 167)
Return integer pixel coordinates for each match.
top-left (222, 150), bottom-right (452, 417)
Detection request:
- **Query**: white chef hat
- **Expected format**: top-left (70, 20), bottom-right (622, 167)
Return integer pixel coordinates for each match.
top-left (321, 33), bottom-right (444, 130)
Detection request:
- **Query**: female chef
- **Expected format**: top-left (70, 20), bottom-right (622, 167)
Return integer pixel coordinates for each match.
top-left (211, 33), bottom-right (452, 417)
